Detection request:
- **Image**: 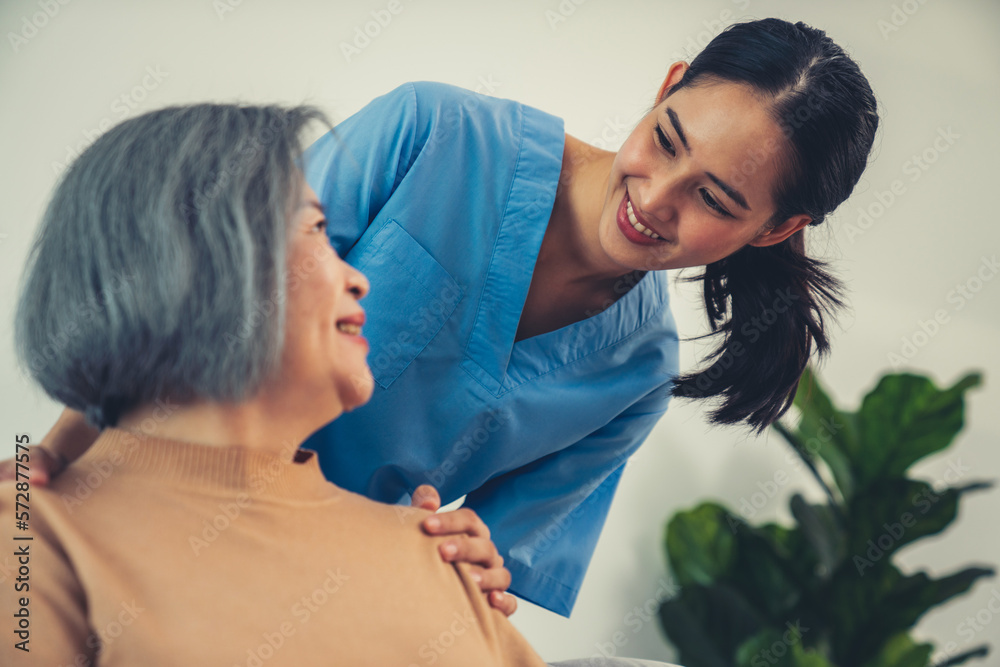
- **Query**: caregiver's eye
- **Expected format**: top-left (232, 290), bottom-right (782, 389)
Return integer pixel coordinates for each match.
top-left (700, 189), bottom-right (732, 217)
top-left (314, 218), bottom-right (328, 233)
top-left (655, 125), bottom-right (675, 156)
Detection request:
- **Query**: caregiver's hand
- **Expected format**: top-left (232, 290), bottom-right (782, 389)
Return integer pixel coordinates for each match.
top-left (0, 407), bottom-right (97, 485)
top-left (412, 484), bottom-right (518, 617)
top-left (0, 444), bottom-right (66, 485)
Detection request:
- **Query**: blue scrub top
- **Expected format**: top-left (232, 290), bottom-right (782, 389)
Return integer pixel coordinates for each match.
top-left (302, 82), bottom-right (679, 616)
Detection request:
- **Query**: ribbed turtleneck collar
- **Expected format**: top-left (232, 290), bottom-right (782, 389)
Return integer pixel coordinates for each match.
top-left (79, 428), bottom-right (339, 502)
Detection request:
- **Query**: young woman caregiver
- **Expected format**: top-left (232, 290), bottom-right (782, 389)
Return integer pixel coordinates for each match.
top-left (12, 19), bottom-right (878, 617)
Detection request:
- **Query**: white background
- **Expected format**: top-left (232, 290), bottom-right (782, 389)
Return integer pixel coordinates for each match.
top-left (1, 0), bottom-right (998, 663)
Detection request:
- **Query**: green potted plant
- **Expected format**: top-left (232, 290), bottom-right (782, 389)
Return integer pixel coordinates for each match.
top-left (658, 368), bottom-right (994, 667)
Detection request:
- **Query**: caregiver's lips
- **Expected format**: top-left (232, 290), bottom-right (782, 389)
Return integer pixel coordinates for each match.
top-left (616, 191), bottom-right (667, 246)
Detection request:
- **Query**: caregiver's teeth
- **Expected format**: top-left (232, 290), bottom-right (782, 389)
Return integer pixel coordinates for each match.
top-left (626, 200), bottom-right (661, 240)
top-left (337, 323), bottom-right (361, 335)
top-left (626, 200), bottom-right (638, 225)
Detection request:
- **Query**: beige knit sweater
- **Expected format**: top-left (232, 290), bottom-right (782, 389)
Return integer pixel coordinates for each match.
top-left (0, 428), bottom-right (546, 666)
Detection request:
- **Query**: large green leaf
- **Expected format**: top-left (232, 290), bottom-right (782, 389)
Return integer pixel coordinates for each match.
top-left (755, 521), bottom-right (798, 556)
top-left (736, 627), bottom-right (836, 667)
top-left (791, 367), bottom-right (859, 499)
top-left (659, 583), bottom-right (767, 667)
top-left (666, 503), bottom-right (738, 587)
top-left (861, 632), bottom-right (933, 667)
top-left (757, 521), bottom-right (826, 591)
top-left (846, 480), bottom-right (969, 571)
top-left (786, 647), bottom-right (837, 667)
top-left (669, 506), bottom-right (804, 616)
top-left (852, 373), bottom-right (981, 488)
top-left (731, 523), bottom-right (802, 616)
top-left (719, 510), bottom-right (817, 617)
top-left (833, 564), bottom-right (995, 664)
top-left (882, 567), bottom-right (996, 628)
top-left (658, 596), bottom-right (731, 667)
top-left (827, 560), bottom-right (907, 663)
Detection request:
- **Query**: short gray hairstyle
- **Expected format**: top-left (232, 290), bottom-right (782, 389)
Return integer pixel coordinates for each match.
top-left (15, 103), bottom-right (328, 428)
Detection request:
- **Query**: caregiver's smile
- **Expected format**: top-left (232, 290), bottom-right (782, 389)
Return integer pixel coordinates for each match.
top-left (597, 61), bottom-right (810, 274)
top-left (617, 189), bottom-right (665, 245)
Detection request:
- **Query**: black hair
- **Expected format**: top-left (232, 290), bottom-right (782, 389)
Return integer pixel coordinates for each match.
top-left (667, 18), bottom-right (879, 431)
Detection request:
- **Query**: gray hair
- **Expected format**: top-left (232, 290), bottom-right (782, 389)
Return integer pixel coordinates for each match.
top-left (15, 103), bottom-right (329, 428)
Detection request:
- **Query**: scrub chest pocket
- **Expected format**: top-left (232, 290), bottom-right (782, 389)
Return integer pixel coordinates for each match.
top-left (345, 220), bottom-right (463, 388)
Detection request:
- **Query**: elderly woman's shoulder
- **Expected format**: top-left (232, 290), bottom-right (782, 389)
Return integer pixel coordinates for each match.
top-left (326, 487), bottom-right (452, 547)
top-left (331, 484), bottom-right (435, 528)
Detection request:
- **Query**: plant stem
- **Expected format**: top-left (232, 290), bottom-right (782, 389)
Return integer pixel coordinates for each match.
top-left (772, 421), bottom-right (847, 527)
top-left (930, 645), bottom-right (990, 667)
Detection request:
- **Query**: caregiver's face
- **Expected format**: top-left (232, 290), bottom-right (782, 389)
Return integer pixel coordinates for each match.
top-left (280, 182), bottom-right (373, 414)
top-left (598, 62), bottom-right (802, 272)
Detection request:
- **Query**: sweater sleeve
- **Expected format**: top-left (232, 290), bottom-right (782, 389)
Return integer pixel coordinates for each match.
top-left (0, 483), bottom-right (95, 665)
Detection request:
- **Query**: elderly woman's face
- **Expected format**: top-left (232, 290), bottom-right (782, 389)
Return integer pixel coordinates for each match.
top-left (278, 182), bottom-right (373, 415)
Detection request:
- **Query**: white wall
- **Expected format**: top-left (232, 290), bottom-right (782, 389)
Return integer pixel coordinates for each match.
top-left (1, 0), bottom-right (997, 663)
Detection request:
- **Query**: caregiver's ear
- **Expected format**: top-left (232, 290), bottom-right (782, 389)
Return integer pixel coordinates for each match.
top-left (656, 61), bottom-right (690, 105)
top-left (748, 214), bottom-right (812, 247)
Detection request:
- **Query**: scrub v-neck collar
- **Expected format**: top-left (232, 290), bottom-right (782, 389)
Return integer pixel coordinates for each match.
top-left (460, 105), bottom-right (669, 396)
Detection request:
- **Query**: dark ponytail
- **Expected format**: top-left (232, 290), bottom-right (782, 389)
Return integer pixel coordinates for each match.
top-left (668, 19), bottom-right (879, 431)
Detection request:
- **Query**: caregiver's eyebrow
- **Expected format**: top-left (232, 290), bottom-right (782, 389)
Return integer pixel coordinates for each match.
top-left (303, 200), bottom-right (326, 214)
top-left (667, 106), bottom-right (752, 212)
top-left (708, 173), bottom-right (751, 211)
top-left (666, 108), bottom-right (690, 153)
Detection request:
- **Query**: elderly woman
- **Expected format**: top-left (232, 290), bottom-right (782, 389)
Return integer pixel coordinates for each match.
top-left (1, 103), bottom-right (551, 666)
top-left (3, 103), bottom-right (678, 667)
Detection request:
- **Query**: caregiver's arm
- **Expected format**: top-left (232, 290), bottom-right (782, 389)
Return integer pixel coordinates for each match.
top-left (0, 407), bottom-right (97, 485)
top-left (461, 386), bottom-right (672, 617)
